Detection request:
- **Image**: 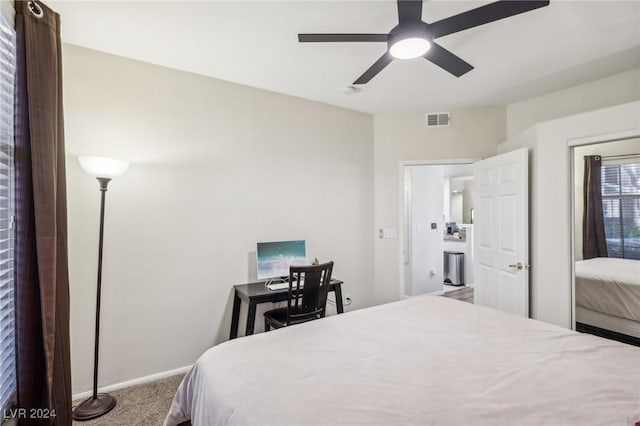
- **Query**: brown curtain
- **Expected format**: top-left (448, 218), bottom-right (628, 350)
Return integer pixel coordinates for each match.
top-left (582, 155), bottom-right (608, 260)
top-left (14, 1), bottom-right (71, 425)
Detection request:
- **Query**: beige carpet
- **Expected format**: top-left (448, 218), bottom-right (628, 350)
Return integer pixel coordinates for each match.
top-left (72, 374), bottom-right (184, 426)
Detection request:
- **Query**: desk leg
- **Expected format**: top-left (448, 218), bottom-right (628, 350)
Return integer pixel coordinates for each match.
top-left (245, 301), bottom-right (257, 336)
top-left (230, 291), bottom-right (241, 340)
top-left (334, 284), bottom-right (344, 314)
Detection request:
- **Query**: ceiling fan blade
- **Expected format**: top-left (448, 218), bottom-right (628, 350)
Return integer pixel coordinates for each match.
top-left (397, 0), bottom-right (423, 24)
top-left (298, 34), bottom-right (388, 43)
top-left (424, 43), bottom-right (474, 77)
top-left (353, 52), bottom-right (394, 84)
top-left (430, 1), bottom-right (550, 39)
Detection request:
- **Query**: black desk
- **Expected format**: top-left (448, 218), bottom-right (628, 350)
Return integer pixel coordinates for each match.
top-left (230, 279), bottom-right (344, 339)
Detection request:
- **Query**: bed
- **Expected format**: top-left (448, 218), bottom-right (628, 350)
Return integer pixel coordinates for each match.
top-left (164, 295), bottom-right (640, 426)
top-left (575, 257), bottom-right (640, 338)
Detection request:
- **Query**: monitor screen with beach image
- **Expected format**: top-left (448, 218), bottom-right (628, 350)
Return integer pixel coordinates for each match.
top-left (256, 240), bottom-right (307, 279)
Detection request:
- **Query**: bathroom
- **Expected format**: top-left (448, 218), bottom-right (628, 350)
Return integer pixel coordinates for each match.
top-left (403, 164), bottom-right (475, 296)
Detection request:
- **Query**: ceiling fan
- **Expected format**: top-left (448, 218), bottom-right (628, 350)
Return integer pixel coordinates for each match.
top-left (298, 0), bottom-right (550, 84)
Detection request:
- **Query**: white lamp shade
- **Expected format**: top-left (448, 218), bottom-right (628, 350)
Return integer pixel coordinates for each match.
top-left (389, 37), bottom-right (431, 60)
top-left (78, 156), bottom-right (129, 179)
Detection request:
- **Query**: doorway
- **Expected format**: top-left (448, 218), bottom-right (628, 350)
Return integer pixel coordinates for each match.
top-left (571, 137), bottom-right (640, 345)
top-left (402, 162), bottom-right (475, 298)
top-left (399, 148), bottom-right (530, 317)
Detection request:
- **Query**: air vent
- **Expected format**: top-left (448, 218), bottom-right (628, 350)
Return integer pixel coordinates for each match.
top-left (426, 112), bottom-right (451, 128)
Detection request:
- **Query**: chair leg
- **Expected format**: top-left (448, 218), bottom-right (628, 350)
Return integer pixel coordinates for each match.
top-left (264, 317), bottom-right (270, 332)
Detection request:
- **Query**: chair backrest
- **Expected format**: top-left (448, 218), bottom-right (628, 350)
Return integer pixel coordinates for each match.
top-left (287, 261), bottom-right (334, 325)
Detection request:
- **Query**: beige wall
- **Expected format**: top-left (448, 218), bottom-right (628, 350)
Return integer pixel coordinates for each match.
top-left (507, 68), bottom-right (640, 138)
top-left (502, 68), bottom-right (640, 327)
top-left (63, 44), bottom-right (374, 394)
top-left (372, 109), bottom-right (506, 304)
top-left (499, 101), bottom-right (640, 328)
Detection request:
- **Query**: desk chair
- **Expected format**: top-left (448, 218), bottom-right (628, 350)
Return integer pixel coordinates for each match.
top-left (264, 261), bottom-right (334, 331)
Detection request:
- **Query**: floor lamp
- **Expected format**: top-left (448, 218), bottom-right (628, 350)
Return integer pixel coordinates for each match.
top-left (73, 156), bottom-right (129, 421)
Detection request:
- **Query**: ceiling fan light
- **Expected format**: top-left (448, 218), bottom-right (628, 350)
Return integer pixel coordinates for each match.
top-left (389, 37), bottom-right (431, 60)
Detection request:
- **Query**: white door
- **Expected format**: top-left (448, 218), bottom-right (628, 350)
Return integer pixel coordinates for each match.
top-left (473, 148), bottom-right (529, 316)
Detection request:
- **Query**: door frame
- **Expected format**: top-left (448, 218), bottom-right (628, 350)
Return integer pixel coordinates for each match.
top-left (398, 158), bottom-right (481, 300)
top-left (568, 128), bottom-right (640, 330)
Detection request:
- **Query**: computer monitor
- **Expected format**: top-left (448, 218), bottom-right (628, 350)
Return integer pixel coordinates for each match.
top-left (256, 240), bottom-right (306, 280)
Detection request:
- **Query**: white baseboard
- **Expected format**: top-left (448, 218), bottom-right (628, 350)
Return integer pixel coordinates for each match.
top-left (72, 365), bottom-right (191, 401)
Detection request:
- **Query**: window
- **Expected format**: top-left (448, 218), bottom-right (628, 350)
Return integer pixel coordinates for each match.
top-left (0, 9), bottom-right (16, 412)
top-left (601, 159), bottom-right (640, 260)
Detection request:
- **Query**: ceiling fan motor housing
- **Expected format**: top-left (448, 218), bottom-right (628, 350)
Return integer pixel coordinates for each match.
top-left (388, 22), bottom-right (432, 50)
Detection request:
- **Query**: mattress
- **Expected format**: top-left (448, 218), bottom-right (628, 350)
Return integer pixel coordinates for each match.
top-left (575, 257), bottom-right (640, 322)
top-left (165, 296), bottom-right (640, 426)
top-left (576, 306), bottom-right (640, 338)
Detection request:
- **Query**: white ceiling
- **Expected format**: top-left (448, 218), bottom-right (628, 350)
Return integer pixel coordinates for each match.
top-left (50, 1), bottom-right (640, 114)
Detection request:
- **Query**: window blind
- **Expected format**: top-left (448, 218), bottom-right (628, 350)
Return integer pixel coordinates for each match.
top-left (0, 10), bottom-right (16, 413)
top-left (601, 159), bottom-right (640, 260)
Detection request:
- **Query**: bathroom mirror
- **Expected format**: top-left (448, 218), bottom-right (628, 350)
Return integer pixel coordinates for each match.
top-left (449, 176), bottom-right (475, 224)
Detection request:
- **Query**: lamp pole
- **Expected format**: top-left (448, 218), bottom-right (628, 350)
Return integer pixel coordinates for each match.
top-left (92, 177), bottom-right (110, 400)
top-left (73, 156), bottom-right (128, 421)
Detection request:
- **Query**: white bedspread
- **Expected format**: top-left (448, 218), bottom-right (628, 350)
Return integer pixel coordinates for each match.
top-left (165, 296), bottom-right (640, 426)
top-left (575, 257), bottom-right (640, 322)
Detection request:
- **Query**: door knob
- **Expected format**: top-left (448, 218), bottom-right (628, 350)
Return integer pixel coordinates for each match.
top-left (508, 262), bottom-right (530, 270)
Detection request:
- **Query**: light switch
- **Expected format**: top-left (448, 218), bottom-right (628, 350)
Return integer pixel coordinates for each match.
top-left (379, 228), bottom-right (398, 239)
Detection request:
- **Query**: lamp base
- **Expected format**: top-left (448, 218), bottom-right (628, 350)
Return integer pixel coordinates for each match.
top-left (72, 393), bottom-right (116, 421)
